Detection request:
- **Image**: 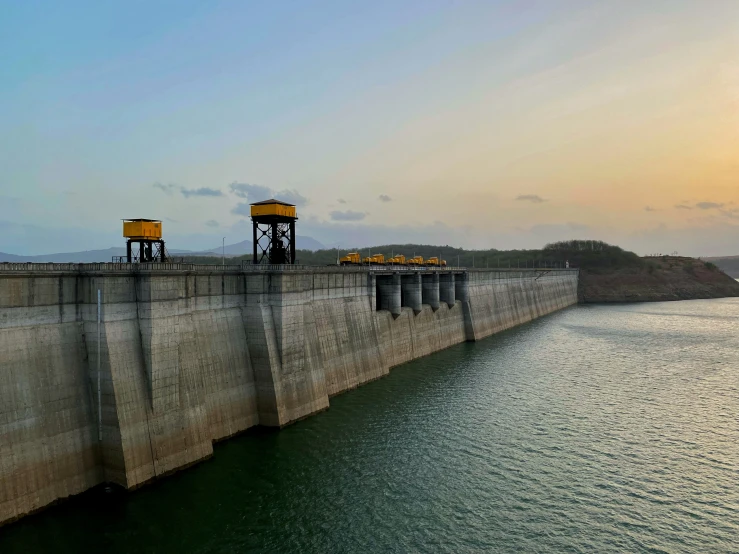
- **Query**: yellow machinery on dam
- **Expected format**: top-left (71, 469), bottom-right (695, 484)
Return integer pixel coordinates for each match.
top-left (425, 257), bottom-right (447, 267)
top-left (363, 254), bottom-right (385, 265)
top-left (340, 252), bottom-right (361, 265)
top-left (340, 252), bottom-right (447, 267)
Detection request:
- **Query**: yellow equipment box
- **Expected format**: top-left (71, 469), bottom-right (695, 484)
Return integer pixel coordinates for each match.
top-left (123, 219), bottom-right (162, 239)
top-left (250, 200), bottom-right (297, 218)
top-left (363, 254), bottom-right (385, 264)
top-left (341, 252), bottom-right (360, 265)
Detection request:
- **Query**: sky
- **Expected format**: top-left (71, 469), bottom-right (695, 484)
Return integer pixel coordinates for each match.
top-left (1, 0), bottom-right (738, 256)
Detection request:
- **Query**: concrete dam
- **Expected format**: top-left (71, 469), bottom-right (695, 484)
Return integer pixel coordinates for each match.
top-left (0, 263), bottom-right (578, 525)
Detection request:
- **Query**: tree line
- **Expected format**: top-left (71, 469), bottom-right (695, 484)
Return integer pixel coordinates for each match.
top-left (182, 240), bottom-right (646, 269)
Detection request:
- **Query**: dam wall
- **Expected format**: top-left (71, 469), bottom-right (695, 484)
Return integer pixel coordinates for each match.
top-left (0, 263), bottom-right (578, 524)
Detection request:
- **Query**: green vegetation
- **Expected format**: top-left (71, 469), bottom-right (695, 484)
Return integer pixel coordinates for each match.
top-left (542, 240), bottom-right (644, 270)
top-left (182, 239), bottom-right (647, 269)
top-left (287, 244), bottom-right (563, 268)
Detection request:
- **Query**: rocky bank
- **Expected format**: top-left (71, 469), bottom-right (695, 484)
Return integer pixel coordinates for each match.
top-left (579, 256), bottom-right (739, 303)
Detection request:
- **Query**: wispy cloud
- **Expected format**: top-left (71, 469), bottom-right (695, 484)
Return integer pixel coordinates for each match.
top-left (275, 189), bottom-right (308, 206)
top-left (695, 201), bottom-right (725, 210)
top-left (153, 182), bottom-right (223, 198)
top-left (644, 206), bottom-right (657, 212)
top-left (153, 182), bottom-right (178, 195)
top-left (515, 194), bottom-right (547, 203)
top-left (231, 203), bottom-right (251, 217)
top-left (228, 182), bottom-right (308, 206)
top-left (330, 210), bottom-right (367, 221)
top-left (229, 182), bottom-right (272, 200)
top-left (378, 194), bottom-right (392, 202)
top-left (181, 187), bottom-right (223, 198)
top-left (205, 220), bottom-right (220, 228)
top-left (337, 198), bottom-right (347, 204)
top-left (676, 201), bottom-right (726, 211)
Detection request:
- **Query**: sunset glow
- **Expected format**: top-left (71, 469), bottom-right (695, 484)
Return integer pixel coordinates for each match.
top-left (1, 1), bottom-right (737, 255)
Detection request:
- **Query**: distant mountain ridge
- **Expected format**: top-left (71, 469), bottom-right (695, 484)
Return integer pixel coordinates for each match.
top-left (197, 236), bottom-right (325, 256)
top-left (0, 247), bottom-right (134, 263)
top-left (0, 236), bottom-right (325, 263)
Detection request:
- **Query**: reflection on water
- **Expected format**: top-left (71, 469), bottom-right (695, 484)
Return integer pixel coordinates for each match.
top-left (2, 299), bottom-right (738, 553)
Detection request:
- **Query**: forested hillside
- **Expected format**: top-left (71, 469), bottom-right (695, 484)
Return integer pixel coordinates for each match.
top-left (180, 240), bottom-right (739, 302)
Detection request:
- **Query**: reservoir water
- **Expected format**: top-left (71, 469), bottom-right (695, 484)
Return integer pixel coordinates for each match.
top-left (1, 299), bottom-right (738, 553)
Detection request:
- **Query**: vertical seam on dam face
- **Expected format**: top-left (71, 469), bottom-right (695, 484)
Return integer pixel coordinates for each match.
top-left (57, 276), bottom-right (63, 323)
top-left (133, 273), bottom-right (158, 480)
top-left (135, 275), bottom-right (153, 409)
top-left (0, 266), bottom-right (578, 525)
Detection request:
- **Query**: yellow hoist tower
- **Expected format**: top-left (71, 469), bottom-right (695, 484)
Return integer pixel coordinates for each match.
top-left (250, 199), bottom-right (297, 264)
top-left (121, 219), bottom-right (167, 262)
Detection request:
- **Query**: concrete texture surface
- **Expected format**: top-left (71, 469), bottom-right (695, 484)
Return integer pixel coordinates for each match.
top-left (0, 264), bottom-right (578, 524)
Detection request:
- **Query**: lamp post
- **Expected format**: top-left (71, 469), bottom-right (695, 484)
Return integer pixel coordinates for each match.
top-left (222, 237), bottom-right (225, 267)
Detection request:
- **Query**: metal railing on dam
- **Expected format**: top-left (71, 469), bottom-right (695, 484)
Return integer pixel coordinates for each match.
top-left (0, 261), bottom-right (461, 272)
top-left (0, 261), bottom-right (568, 274)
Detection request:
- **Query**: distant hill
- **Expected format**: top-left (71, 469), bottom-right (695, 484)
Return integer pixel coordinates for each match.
top-left (0, 247), bottom-right (134, 263)
top-left (579, 256), bottom-right (739, 302)
top-left (194, 236), bottom-right (324, 257)
top-left (184, 242), bottom-right (593, 267)
top-left (703, 255), bottom-right (739, 278)
top-left (295, 236), bottom-right (325, 251)
top-left (181, 240), bottom-right (739, 302)
top-left (540, 241), bottom-right (739, 301)
top-left (0, 235), bottom-right (325, 263)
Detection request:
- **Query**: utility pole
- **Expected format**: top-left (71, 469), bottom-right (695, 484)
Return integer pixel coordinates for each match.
top-left (222, 237), bottom-right (226, 267)
top-left (97, 289), bottom-right (102, 442)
